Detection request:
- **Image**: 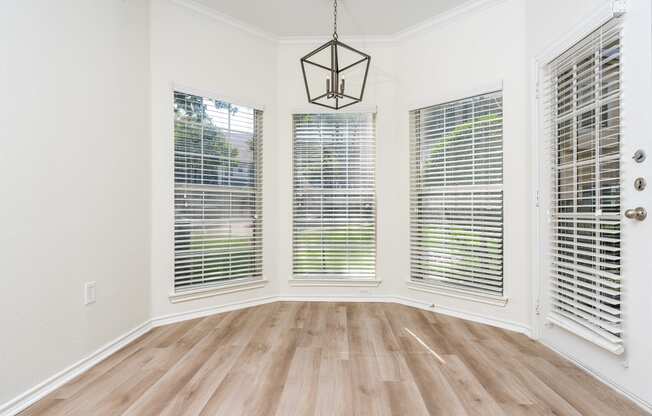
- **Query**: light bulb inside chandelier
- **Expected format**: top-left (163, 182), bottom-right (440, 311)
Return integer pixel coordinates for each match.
top-left (300, 0), bottom-right (370, 110)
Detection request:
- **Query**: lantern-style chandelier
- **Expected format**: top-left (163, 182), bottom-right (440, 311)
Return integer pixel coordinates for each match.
top-left (300, 0), bottom-right (371, 110)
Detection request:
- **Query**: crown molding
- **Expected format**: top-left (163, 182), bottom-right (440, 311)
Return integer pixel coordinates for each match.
top-left (171, 0), bottom-right (278, 42)
top-left (171, 0), bottom-right (507, 45)
top-left (393, 0), bottom-right (507, 40)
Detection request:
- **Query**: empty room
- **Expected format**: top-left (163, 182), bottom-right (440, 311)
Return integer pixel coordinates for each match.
top-left (2, 0), bottom-right (652, 414)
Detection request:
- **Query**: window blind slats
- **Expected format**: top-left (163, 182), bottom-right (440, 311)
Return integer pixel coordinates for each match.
top-left (410, 91), bottom-right (504, 296)
top-left (545, 18), bottom-right (623, 351)
top-left (292, 113), bottom-right (376, 279)
top-left (173, 91), bottom-right (263, 291)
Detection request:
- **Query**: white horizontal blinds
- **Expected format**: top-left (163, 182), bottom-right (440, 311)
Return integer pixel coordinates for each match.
top-left (545, 18), bottom-right (623, 348)
top-left (293, 113), bottom-right (376, 279)
top-left (174, 91), bottom-right (263, 291)
top-left (410, 91), bottom-right (504, 296)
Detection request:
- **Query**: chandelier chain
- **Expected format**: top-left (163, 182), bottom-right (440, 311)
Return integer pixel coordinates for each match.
top-left (333, 0), bottom-right (338, 39)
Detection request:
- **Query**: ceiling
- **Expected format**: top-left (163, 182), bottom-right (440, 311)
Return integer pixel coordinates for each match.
top-left (192, 0), bottom-right (467, 37)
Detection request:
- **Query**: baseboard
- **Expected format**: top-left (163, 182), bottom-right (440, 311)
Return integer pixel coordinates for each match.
top-left (0, 320), bottom-right (152, 416)
top-left (151, 295), bottom-right (278, 327)
top-left (540, 340), bottom-right (652, 415)
top-left (278, 294), bottom-right (531, 337)
top-left (392, 296), bottom-right (532, 337)
top-left (277, 294), bottom-right (395, 303)
top-left (12, 294), bottom-right (651, 416)
top-left (0, 296), bottom-right (278, 416)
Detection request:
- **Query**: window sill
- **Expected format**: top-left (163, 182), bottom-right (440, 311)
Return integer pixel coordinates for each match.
top-left (405, 280), bottom-right (508, 307)
top-left (546, 313), bottom-right (624, 355)
top-left (289, 278), bottom-right (382, 288)
top-left (169, 279), bottom-right (268, 303)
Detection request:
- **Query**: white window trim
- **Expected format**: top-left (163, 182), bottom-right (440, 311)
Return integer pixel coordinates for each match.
top-left (170, 85), bottom-right (265, 299)
top-left (169, 278), bottom-right (269, 303)
top-left (290, 104), bottom-right (378, 115)
top-left (406, 80), bottom-right (503, 116)
top-left (172, 83), bottom-right (266, 112)
top-left (408, 90), bottom-right (505, 302)
top-left (406, 280), bottom-right (508, 307)
top-left (530, 0), bottom-right (624, 342)
top-left (291, 112), bottom-right (378, 282)
top-left (288, 278), bottom-right (381, 287)
top-left (531, 6), bottom-right (625, 353)
top-left (546, 313), bottom-right (624, 355)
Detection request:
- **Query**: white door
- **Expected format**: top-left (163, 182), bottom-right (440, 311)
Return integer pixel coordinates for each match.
top-left (535, 0), bottom-right (652, 406)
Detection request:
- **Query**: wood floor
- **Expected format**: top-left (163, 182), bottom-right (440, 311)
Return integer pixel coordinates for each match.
top-left (20, 302), bottom-right (647, 416)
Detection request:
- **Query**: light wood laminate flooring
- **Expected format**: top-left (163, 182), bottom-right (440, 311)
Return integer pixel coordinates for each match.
top-left (19, 302), bottom-right (649, 416)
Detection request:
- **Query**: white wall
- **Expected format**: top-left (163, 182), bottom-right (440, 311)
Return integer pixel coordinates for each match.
top-left (0, 0), bottom-right (151, 405)
top-left (149, 0), bottom-right (279, 317)
top-left (528, 0), bottom-right (652, 407)
top-left (392, 0), bottom-right (531, 329)
top-left (3, 0), bottom-right (650, 410)
top-left (273, 0), bottom-right (532, 333)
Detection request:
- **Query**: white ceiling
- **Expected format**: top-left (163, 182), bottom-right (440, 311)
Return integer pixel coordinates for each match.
top-left (191, 0), bottom-right (468, 37)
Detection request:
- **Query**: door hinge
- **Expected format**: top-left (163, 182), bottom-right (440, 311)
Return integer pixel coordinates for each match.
top-left (535, 299), bottom-right (541, 316)
top-left (535, 189), bottom-right (540, 208)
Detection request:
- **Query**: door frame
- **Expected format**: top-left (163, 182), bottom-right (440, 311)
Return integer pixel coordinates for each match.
top-left (529, 1), bottom-right (625, 340)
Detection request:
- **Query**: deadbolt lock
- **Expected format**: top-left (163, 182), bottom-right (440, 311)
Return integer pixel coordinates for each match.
top-left (634, 177), bottom-right (647, 191)
top-left (633, 149), bottom-right (646, 163)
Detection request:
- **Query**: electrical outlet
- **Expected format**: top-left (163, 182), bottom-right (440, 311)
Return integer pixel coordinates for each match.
top-left (85, 282), bottom-right (97, 305)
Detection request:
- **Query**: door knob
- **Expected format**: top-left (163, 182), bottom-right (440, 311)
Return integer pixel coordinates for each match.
top-left (624, 207), bottom-right (647, 221)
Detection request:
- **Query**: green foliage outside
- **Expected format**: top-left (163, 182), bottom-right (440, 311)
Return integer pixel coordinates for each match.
top-left (416, 113), bottom-right (503, 281)
top-left (293, 225), bottom-right (375, 272)
top-left (174, 93), bottom-right (260, 285)
top-left (174, 95), bottom-right (243, 169)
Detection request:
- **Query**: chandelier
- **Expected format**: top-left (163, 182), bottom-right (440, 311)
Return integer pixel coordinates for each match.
top-left (300, 0), bottom-right (371, 110)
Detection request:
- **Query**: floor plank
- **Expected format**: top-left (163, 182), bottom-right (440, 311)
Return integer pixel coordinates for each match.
top-left (18, 302), bottom-right (650, 416)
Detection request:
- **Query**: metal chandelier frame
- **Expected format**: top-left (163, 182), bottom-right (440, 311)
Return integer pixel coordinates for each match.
top-left (299, 0), bottom-right (371, 110)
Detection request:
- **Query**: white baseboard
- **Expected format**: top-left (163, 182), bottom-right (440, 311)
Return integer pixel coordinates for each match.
top-left (10, 295), bottom-right (650, 416)
top-left (278, 294), bottom-right (531, 337)
top-left (540, 340), bottom-right (652, 415)
top-left (392, 296), bottom-right (532, 337)
top-left (151, 295), bottom-right (278, 327)
top-left (0, 296), bottom-right (278, 416)
top-left (278, 294), bottom-right (395, 303)
top-left (0, 320), bottom-right (152, 416)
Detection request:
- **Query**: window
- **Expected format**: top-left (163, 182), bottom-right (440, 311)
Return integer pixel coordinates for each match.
top-left (292, 113), bottom-right (376, 280)
top-left (173, 91), bottom-right (263, 291)
top-left (409, 91), bottom-right (504, 297)
top-left (545, 18), bottom-right (623, 352)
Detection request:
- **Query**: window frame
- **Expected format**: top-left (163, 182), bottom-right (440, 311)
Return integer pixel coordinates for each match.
top-left (290, 112), bottom-right (379, 286)
top-left (541, 17), bottom-right (624, 354)
top-left (169, 87), bottom-right (267, 301)
top-left (407, 91), bottom-right (507, 305)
